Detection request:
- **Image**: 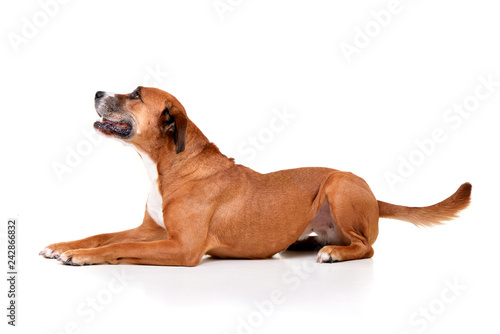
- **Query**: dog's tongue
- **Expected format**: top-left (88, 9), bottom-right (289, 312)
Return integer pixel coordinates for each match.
top-left (103, 119), bottom-right (129, 129)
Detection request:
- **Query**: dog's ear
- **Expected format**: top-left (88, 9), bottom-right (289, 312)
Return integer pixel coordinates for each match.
top-left (158, 105), bottom-right (187, 154)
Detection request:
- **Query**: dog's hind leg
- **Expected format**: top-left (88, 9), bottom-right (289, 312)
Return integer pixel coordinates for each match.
top-left (315, 172), bottom-right (379, 263)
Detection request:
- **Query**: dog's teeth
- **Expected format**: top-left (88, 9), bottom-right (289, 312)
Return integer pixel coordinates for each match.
top-left (100, 117), bottom-right (104, 122)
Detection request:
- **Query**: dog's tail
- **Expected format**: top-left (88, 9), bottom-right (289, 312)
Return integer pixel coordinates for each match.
top-left (378, 183), bottom-right (472, 227)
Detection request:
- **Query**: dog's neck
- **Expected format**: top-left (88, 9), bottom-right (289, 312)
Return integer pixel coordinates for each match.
top-left (138, 122), bottom-right (234, 184)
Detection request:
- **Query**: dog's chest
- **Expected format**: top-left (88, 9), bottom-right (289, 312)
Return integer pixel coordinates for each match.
top-left (141, 152), bottom-right (165, 228)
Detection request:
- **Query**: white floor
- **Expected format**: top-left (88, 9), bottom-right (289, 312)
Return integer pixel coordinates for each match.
top-left (12, 218), bottom-right (499, 334)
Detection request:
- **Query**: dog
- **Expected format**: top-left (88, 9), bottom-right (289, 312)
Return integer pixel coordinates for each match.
top-left (40, 87), bottom-right (472, 266)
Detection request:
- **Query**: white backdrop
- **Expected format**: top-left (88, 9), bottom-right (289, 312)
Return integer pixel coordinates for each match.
top-left (1, 1), bottom-right (499, 333)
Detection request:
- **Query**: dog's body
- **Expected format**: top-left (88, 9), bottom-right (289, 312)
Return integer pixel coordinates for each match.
top-left (40, 87), bottom-right (472, 266)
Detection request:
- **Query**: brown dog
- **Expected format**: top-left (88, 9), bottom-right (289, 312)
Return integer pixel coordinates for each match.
top-left (40, 87), bottom-right (472, 266)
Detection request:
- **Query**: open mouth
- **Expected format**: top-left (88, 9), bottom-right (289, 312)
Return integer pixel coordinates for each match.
top-left (94, 118), bottom-right (133, 138)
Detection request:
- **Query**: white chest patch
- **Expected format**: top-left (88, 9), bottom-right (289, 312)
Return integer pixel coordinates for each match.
top-left (139, 151), bottom-right (165, 229)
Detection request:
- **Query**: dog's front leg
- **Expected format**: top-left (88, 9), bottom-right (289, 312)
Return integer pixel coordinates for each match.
top-left (57, 238), bottom-right (205, 267)
top-left (40, 210), bottom-right (167, 259)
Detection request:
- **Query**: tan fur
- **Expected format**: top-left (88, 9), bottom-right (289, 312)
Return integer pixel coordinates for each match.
top-left (40, 87), bottom-right (472, 266)
top-left (378, 183), bottom-right (472, 227)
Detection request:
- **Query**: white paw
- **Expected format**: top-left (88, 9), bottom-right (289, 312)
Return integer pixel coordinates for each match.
top-left (316, 252), bottom-right (339, 263)
top-left (39, 248), bottom-right (53, 258)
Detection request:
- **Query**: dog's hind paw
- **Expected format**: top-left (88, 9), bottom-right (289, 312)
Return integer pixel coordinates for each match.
top-left (316, 251), bottom-right (339, 263)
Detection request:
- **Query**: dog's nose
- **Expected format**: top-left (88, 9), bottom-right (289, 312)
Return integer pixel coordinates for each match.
top-left (95, 91), bottom-right (105, 100)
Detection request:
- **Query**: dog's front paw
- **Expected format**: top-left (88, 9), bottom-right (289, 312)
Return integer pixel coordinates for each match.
top-left (39, 247), bottom-right (55, 259)
top-left (58, 249), bottom-right (107, 266)
top-left (58, 250), bottom-right (89, 266)
top-left (39, 242), bottom-right (73, 259)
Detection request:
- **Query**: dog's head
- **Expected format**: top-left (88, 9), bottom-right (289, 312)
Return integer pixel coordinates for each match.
top-left (94, 87), bottom-right (187, 154)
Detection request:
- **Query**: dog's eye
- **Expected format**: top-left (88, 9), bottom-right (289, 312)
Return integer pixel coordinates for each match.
top-left (130, 91), bottom-right (141, 100)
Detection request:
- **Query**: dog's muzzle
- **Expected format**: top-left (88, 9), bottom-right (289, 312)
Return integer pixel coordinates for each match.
top-left (93, 91), bottom-right (133, 138)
